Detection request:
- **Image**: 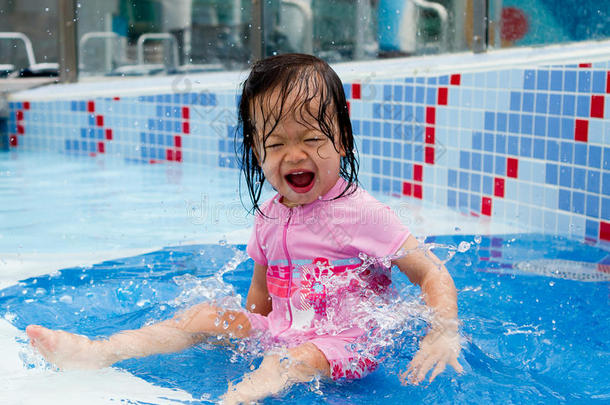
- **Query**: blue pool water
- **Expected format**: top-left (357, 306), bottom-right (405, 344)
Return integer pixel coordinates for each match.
top-left (2, 235), bottom-right (609, 403)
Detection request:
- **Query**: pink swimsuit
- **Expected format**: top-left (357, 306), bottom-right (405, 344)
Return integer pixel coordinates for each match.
top-left (246, 178), bottom-right (410, 380)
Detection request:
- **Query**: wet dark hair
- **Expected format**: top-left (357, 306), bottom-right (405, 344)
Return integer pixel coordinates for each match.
top-left (236, 53), bottom-right (359, 214)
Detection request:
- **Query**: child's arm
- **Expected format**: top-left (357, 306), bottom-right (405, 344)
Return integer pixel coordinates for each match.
top-left (392, 234), bottom-right (464, 385)
top-left (246, 263), bottom-right (272, 316)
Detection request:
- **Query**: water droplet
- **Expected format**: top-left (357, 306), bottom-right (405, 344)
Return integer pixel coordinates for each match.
top-left (474, 235), bottom-right (482, 244)
top-left (457, 241), bottom-right (471, 253)
top-left (214, 317), bottom-right (221, 327)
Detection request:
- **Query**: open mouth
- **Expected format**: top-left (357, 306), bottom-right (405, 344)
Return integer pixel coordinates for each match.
top-left (285, 171), bottom-right (315, 193)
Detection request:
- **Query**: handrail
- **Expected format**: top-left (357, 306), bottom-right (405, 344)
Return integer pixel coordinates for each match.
top-left (282, 0), bottom-right (313, 54)
top-left (78, 31), bottom-right (120, 70)
top-left (412, 0), bottom-right (449, 52)
top-left (137, 33), bottom-right (179, 68)
top-left (0, 32), bottom-right (37, 66)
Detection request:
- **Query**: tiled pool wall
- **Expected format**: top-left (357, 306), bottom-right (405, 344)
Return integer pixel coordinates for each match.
top-left (6, 56), bottom-right (610, 243)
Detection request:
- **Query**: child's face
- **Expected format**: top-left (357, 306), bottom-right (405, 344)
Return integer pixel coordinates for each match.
top-left (253, 93), bottom-right (345, 207)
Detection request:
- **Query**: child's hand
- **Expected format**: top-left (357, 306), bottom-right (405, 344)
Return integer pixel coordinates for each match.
top-left (400, 327), bottom-right (463, 385)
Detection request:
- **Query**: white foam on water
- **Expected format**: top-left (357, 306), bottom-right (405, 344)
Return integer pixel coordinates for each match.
top-left (0, 320), bottom-right (195, 404)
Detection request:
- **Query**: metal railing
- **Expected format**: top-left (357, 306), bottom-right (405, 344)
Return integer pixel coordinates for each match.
top-left (136, 33), bottom-right (180, 69)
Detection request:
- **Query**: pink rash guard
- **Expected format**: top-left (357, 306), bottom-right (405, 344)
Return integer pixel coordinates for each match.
top-left (246, 178), bottom-right (410, 380)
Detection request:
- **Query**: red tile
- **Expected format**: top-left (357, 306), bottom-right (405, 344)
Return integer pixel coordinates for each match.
top-left (426, 107), bottom-right (436, 124)
top-left (413, 184), bottom-right (422, 199)
top-left (352, 83), bottom-right (361, 99)
top-left (96, 115), bottom-right (104, 126)
top-left (87, 101), bottom-right (95, 112)
top-left (182, 121), bottom-right (190, 134)
top-left (174, 135), bottom-right (182, 148)
top-left (507, 157), bottom-right (519, 178)
top-left (590, 95), bottom-right (605, 118)
top-left (113, 96), bottom-right (120, 101)
top-left (175, 150), bottom-right (182, 162)
top-left (600, 221), bottom-right (610, 241)
top-left (97, 142), bottom-right (105, 153)
top-left (16, 110), bottom-right (23, 121)
top-left (425, 146), bottom-right (435, 164)
top-left (166, 149), bottom-right (174, 161)
top-left (9, 135), bottom-right (17, 147)
top-left (413, 164), bottom-right (423, 181)
top-left (574, 119), bottom-right (589, 142)
top-left (450, 74), bottom-right (461, 85)
top-left (105, 128), bottom-right (113, 140)
top-left (402, 181), bottom-right (412, 196)
top-left (578, 63), bottom-right (592, 68)
top-left (494, 177), bottom-right (505, 197)
top-left (182, 106), bottom-right (190, 119)
top-left (23, 101), bottom-right (30, 110)
top-left (425, 126), bottom-right (435, 144)
top-left (482, 197), bottom-right (492, 216)
top-left (607, 71), bottom-right (610, 93)
top-left (438, 87), bottom-right (448, 105)
top-left (17, 124), bottom-right (24, 134)
top-left (347, 100), bottom-right (351, 115)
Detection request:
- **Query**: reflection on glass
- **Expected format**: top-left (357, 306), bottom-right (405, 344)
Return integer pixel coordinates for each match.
top-left (489, 0), bottom-right (610, 49)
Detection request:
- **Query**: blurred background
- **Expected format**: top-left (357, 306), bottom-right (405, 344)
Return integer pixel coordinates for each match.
top-left (0, 0), bottom-right (609, 79)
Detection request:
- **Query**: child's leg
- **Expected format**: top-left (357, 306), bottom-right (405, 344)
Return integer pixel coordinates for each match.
top-left (221, 342), bottom-right (330, 405)
top-left (26, 303), bottom-right (252, 370)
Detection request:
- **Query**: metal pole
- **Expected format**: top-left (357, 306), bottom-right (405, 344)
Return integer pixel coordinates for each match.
top-left (471, 0), bottom-right (488, 53)
top-left (251, 0), bottom-right (264, 62)
top-left (58, 0), bottom-right (78, 82)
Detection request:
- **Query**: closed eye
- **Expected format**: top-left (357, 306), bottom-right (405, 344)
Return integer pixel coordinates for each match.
top-left (305, 137), bottom-right (324, 143)
top-left (266, 143), bottom-right (283, 149)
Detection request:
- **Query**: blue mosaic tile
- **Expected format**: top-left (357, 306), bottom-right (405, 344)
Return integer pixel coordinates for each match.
top-left (592, 70), bottom-right (606, 93)
top-left (372, 139), bottom-right (381, 155)
top-left (508, 136), bottom-right (519, 155)
top-left (403, 144), bottom-right (412, 160)
top-left (534, 116), bottom-right (546, 136)
top-left (383, 123), bottom-right (391, 138)
top-left (483, 176), bottom-right (493, 195)
top-left (536, 70), bottom-right (549, 90)
top-left (586, 195), bottom-right (599, 218)
top-left (484, 132), bottom-right (494, 152)
top-left (574, 143), bottom-right (587, 166)
top-left (602, 197), bottom-right (610, 220)
top-left (588, 145), bottom-right (601, 168)
top-left (550, 70), bottom-right (563, 91)
top-left (362, 120), bottom-right (371, 136)
top-left (508, 113), bottom-right (520, 133)
top-left (510, 92), bottom-right (521, 111)
top-left (573, 167), bottom-right (586, 190)
top-left (404, 85), bottom-right (413, 102)
top-left (485, 112), bottom-right (495, 131)
top-left (572, 191), bottom-right (585, 214)
top-left (576, 95), bottom-right (590, 117)
top-left (558, 188), bottom-right (571, 211)
top-left (382, 160), bottom-right (391, 176)
top-left (459, 192), bottom-right (469, 209)
top-left (586, 219), bottom-right (599, 238)
top-left (403, 162), bottom-right (412, 178)
top-left (413, 145), bottom-right (423, 162)
top-left (559, 166), bottom-right (572, 187)
top-left (447, 189), bottom-right (456, 207)
top-left (546, 163), bottom-right (558, 185)
top-left (392, 141), bottom-right (402, 158)
top-left (548, 116), bottom-right (560, 138)
top-left (587, 170), bottom-right (601, 193)
top-left (521, 114), bottom-right (533, 135)
top-left (560, 119), bottom-right (574, 140)
top-left (471, 173), bottom-right (481, 192)
top-left (484, 154), bottom-right (493, 173)
top-left (439, 75), bottom-right (449, 85)
top-left (603, 147), bottom-right (610, 170)
top-left (520, 137), bottom-right (532, 157)
top-left (495, 134), bottom-right (507, 154)
top-left (459, 171), bottom-right (469, 189)
top-left (392, 161), bottom-right (401, 177)
top-left (603, 172), bottom-right (610, 196)
top-left (472, 132), bottom-right (482, 150)
top-left (549, 94), bottom-right (561, 115)
top-left (523, 70), bottom-right (535, 89)
top-left (472, 152), bottom-right (482, 171)
top-left (495, 155), bottom-right (506, 175)
top-left (562, 94), bottom-right (575, 116)
top-left (578, 70), bottom-right (592, 93)
top-left (564, 70), bottom-right (577, 92)
top-left (534, 139), bottom-right (545, 159)
top-left (415, 86), bottom-right (425, 103)
top-left (426, 87), bottom-right (436, 104)
top-left (383, 140), bottom-right (391, 156)
top-left (522, 92), bottom-right (534, 112)
top-left (362, 138), bottom-right (370, 153)
top-left (470, 194), bottom-right (480, 211)
top-left (460, 151), bottom-right (470, 169)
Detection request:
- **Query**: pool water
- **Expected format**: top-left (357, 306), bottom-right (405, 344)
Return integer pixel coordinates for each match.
top-left (1, 235), bottom-right (609, 404)
top-left (1, 150), bottom-right (608, 403)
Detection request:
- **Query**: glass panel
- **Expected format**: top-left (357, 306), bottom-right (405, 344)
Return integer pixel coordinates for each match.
top-left (76, 0), bottom-right (253, 77)
top-left (0, 0), bottom-right (59, 77)
top-left (268, 0), bottom-right (474, 62)
top-left (489, 0), bottom-right (610, 49)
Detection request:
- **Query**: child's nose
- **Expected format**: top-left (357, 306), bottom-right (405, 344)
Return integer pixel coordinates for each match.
top-left (285, 145), bottom-right (307, 163)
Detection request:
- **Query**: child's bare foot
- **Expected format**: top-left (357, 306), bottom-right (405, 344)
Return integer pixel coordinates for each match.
top-left (26, 325), bottom-right (113, 370)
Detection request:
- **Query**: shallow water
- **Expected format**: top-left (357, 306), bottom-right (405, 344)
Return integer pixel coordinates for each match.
top-left (2, 235), bottom-right (609, 403)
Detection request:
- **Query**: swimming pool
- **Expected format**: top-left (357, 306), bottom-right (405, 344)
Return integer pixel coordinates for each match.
top-left (1, 150), bottom-right (608, 404)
